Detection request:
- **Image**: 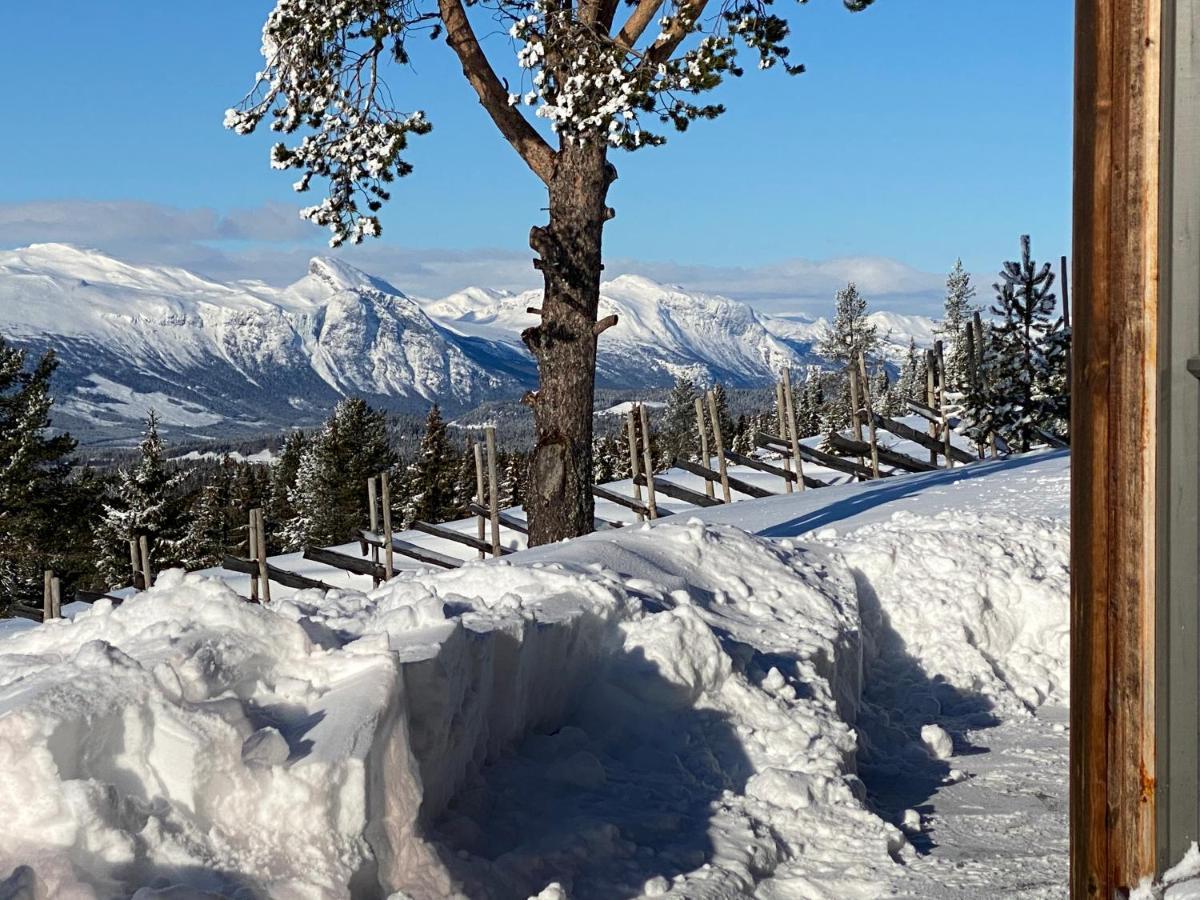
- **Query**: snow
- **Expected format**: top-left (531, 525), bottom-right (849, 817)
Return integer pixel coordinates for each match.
top-left (0, 452), bottom-right (1073, 897)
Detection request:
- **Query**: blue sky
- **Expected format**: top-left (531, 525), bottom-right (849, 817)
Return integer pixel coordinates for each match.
top-left (0, 1), bottom-right (1074, 315)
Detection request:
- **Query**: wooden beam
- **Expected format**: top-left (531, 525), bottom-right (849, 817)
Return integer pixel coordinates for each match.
top-left (755, 431), bottom-right (877, 481)
top-left (303, 546), bottom-right (386, 580)
top-left (827, 433), bottom-right (939, 474)
top-left (633, 473), bottom-right (723, 507)
top-left (723, 448), bottom-right (829, 489)
top-left (469, 502), bottom-right (529, 534)
top-left (356, 531), bottom-right (465, 570)
top-left (10, 603), bottom-right (45, 622)
top-left (592, 483), bottom-right (660, 518)
top-left (222, 555), bottom-right (336, 592)
top-left (669, 456), bottom-right (777, 499)
top-left (870, 411), bottom-right (976, 464)
top-left (1071, 0), bottom-right (1162, 892)
top-left (410, 520), bottom-right (514, 556)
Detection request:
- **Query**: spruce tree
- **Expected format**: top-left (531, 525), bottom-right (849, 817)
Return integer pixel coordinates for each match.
top-left (0, 340), bottom-right (97, 604)
top-left (285, 398), bottom-right (397, 547)
top-left (405, 405), bottom-right (458, 524)
top-left (661, 376), bottom-right (700, 462)
top-left (710, 384), bottom-right (736, 449)
top-left (938, 259), bottom-right (978, 390)
top-left (818, 283), bottom-right (880, 371)
top-left (984, 235), bottom-right (1065, 452)
top-left (499, 453), bottom-right (527, 509)
top-left (179, 457), bottom-right (236, 570)
top-left (268, 430), bottom-right (309, 551)
top-left (94, 411), bottom-right (188, 587)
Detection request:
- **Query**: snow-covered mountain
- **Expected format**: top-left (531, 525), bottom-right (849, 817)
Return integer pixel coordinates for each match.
top-left (0, 244), bottom-right (528, 443)
top-left (0, 244), bottom-right (938, 443)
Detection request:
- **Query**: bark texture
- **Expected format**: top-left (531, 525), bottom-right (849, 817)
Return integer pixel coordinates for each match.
top-left (522, 144), bottom-right (614, 546)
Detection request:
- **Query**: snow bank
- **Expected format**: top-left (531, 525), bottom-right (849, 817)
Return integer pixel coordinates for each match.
top-left (0, 521), bottom-right (887, 898)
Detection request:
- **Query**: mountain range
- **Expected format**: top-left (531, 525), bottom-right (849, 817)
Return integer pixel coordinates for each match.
top-left (0, 243), bottom-right (937, 445)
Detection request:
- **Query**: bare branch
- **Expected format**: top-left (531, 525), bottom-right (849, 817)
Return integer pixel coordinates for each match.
top-left (616, 0), bottom-right (666, 49)
top-left (593, 313), bottom-right (619, 336)
top-left (438, 0), bottom-right (557, 184)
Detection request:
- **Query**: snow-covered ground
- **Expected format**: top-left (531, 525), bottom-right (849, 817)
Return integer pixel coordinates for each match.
top-left (0, 451), bottom-right (1072, 898)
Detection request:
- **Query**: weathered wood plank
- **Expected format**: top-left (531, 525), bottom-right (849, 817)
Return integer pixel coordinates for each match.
top-left (870, 412), bottom-right (975, 464)
top-left (222, 555), bottom-right (336, 592)
top-left (304, 546), bottom-right (386, 580)
top-left (356, 531), bottom-right (465, 570)
top-left (592, 484), bottom-right (659, 518)
top-left (411, 520), bottom-right (514, 555)
top-left (633, 473), bottom-right (723, 508)
top-left (827, 433), bottom-right (938, 474)
top-left (469, 503), bottom-right (529, 535)
top-left (722, 448), bottom-right (829, 490)
top-left (756, 432), bottom-right (877, 481)
top-left (669, 456), bottom-right (777, 499)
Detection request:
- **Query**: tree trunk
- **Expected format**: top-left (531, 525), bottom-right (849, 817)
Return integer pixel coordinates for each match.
top-left (522, 143), bottom-right (614, 546)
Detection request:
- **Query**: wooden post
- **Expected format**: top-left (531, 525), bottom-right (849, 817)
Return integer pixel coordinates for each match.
top-left (925, 349), bottom-right (939, 466)
top-left (705, 391), bottom-right (731, 503)
top-left (473, 443), bottom-right (487, 559)
top-left (485, 426), bottom-right (501, 555)
top-left (380, 471), bottom-right (395, 579)
top-left (773, 382), bottom-right (794, 494)
top-left (138, 535), bottom-right (153, 590)
top-left (781, 368), bottom-right (807, 492)
top-left (128, 539), bottom-right (141, 590)
top-left (638, 404), bottom-right (660, 517)
top-left (856, 353), bottom-right (881, 478)
top-left (43, 569), bottom-right (53, 621)
top-left (626, 409), bottom-right (645, 522)
top-left (248, 513), bottom-right (260, 601)
top-left (695, 397), bottom-right (715, 499)
top-left (255, 508), bottom-right (271, 603)
top-left (1071, 0), bottom-right (1162, 892)
top-left (847, 365), bottom-right (867, 475)
top-left (935, 340), bottom-right (954, 469)
top-left (367, 476), bottom-right (382, 584)
top-left (51, 576), bottom-right (61, 621)
top-left (1060, 253), bottom-right (1073, 445)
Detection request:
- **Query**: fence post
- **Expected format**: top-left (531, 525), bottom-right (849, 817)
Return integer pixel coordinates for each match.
top-left (43, 570), bottom-right (53, 621)
top-left (473, 442), bottom-right (487, 559)
top-left (695, 397), bottom-right (715, 500)
top-left (856, 352), bottom-right (881, 478)
top-left (848, 364), bottom-right (867, 476)
top-left (626, 408), bottom-right (645, 522)
top-left (705, 391), bottom-right (731, 503)
top-left (51, 576), bottom-right (61, 621)
top-left (781, 368), bottom-right (807, 491)
top-left (935, 340), bottom-right (954, 469)
top-left (128, 539), bottom-right (142, 590)
top-left (248, 512), bottom-right (260, 601)
top-left (367, 476), bottom-right (382, 585)
top-left (638, 404), bottom-right (660, 518)
top-left (380, 471), bottom-right (395, 579)
top-left (925, 349), bottom-right (939, 465)
top-left (774, 381), bottom-right (794, 494)
top-left (485, 426), bottom-right (501, 556)
top-left (138, 535), bottom-right (153, 589)
top-left (254, 508), bottom-right (271, 604)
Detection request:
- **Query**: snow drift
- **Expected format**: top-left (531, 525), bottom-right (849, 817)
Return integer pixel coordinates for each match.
top-left (0, 455), bottom-right (1072, 898)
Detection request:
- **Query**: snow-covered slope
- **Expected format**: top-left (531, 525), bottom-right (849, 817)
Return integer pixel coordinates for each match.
top-left (0, 245), bottom-right (520, 442)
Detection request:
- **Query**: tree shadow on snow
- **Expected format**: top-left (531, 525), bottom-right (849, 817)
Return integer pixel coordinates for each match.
top-left (427, 642), bottom-right (755, 900)
top-left (852, 573), bottom-right (999, 856)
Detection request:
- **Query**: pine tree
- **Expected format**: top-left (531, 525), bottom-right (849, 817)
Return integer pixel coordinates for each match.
top-left (404, 405), bottom-right (458, 524)
top-left (710, 384), bottom-right (736, 449)
top-left (895, 337), bottom-right (922, 410)
top-left (286, 398), bottom-right (397, 547)
top-left (94, 411), bottom-right (188, 587)
top-left (818, 283), bottom-right (880, 371)
top-left (268, 430), bottom-right (309, 551)
top-left (938, 259), bottom-right (978, 390)
top-left (179, 458), bottom-right (236, 570)
top-left (499, 453), bottom-right (527, 509)
top-left (0, 340), bottom-right (98, 604)
top-left (983, 235), bottom-right (1066, 452)
top-left (661, 376), bottom-right (699, 462)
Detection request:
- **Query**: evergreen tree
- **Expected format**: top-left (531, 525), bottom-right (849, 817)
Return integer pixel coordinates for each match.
top-left (982, 235), bottom-right (1067, 452)
top-left (938, 259), bottom-right (978, 390)
top-left (178, 457), bottom-right (236, 570)
top-left (452, 443), bottom-right (480, 519)
top-left (499, 452), bottom-right (527, 509)
top-left (818, 283), bottom-right (880, 371)
top-left (286, 398), bottom-right (397, 546)
top-left (661, 376), bottom-right (700, 462)
top-left (268, 430), bottom-right (309, 550)
top-left (404, 405), bottom-right (459, 524)
top-left (895, 338), bottom-right (922, 409)
top-left (0, 340), bottom-right (98, 604)
top-left (710, 384), bottom-right (736, 449)
top-left (94, 411), bottom-right (188, 587)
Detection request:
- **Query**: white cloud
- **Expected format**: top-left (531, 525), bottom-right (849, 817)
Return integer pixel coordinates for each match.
top-left (0, 199), bottom-right (948, 317)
